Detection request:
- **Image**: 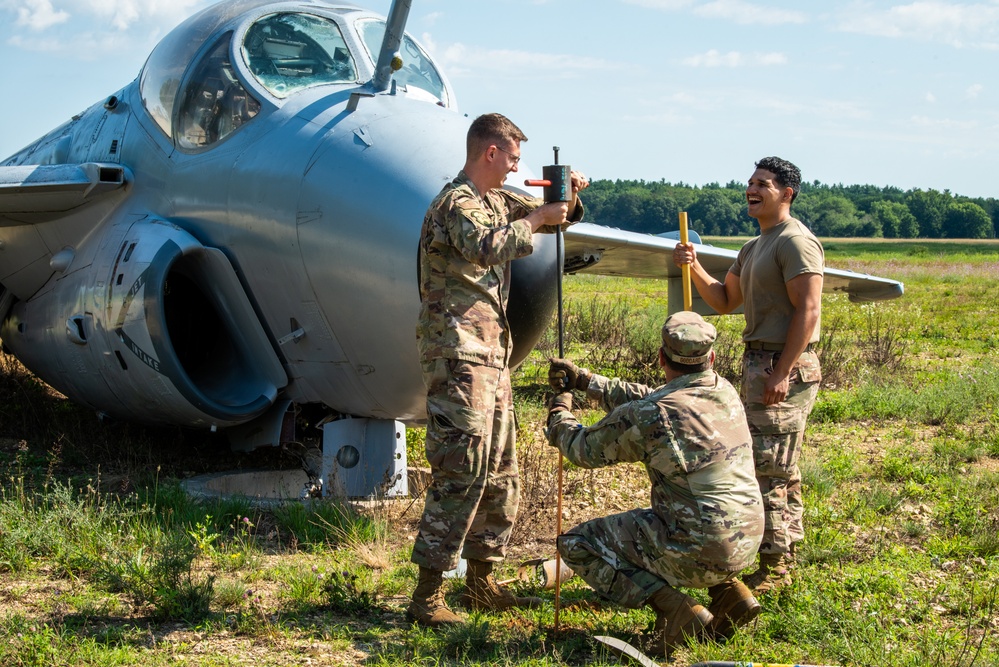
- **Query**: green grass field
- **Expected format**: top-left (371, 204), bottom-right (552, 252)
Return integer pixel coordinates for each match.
top-left (1, 239), bottom-right (997, 666)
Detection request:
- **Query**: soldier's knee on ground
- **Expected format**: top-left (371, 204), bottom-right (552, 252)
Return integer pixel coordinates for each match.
top-left (557, 533), bottom-right (601, 571)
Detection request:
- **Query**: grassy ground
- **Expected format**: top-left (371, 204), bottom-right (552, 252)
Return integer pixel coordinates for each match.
top-left (2, 240), bottom-right (998, 666)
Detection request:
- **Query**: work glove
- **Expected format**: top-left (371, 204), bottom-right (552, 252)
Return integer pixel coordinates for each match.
top-left (548, 391), bottom-right (573, 414)
top-left (548, 358), bottom-right (592, 392)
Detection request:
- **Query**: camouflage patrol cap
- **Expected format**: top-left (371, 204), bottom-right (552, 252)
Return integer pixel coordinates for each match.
top-left (661, 311), bottom-right (716, 365)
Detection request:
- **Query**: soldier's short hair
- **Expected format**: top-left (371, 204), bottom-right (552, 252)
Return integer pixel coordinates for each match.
top-left (663, 355), bottom-right (711, 374)
top-left (467, 113), bottom-right (528, 158)
top-left (755, 156), bottom-right (801, 203)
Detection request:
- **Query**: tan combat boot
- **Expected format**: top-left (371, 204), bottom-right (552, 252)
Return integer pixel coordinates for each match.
top-left (707, 579), bottom-right (761, 639)
top-left (406, 566), bottom-right (465, 627)
top-left (461, 559), bottom-right (543, 611)
top-left (643, 585), bottom-right (714, 657)
top-left (742, 552), bottom-right (792, 595)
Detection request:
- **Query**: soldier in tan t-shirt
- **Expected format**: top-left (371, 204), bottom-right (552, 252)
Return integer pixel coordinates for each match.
top-left (672, 157), bottom-right (822, 595)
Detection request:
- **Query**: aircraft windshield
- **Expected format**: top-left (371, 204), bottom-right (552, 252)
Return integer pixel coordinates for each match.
top-left (241, 13), bottom-right (358, 99)
top-left (357, 19), bottom-right (448, 104)
top-left (140, 0), bottom-right (272, 139)
top-left (176, 34), bottom-right (261, 150)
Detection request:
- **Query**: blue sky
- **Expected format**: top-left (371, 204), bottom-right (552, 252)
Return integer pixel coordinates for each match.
top-left (1, 0), bottom-right (997, 198)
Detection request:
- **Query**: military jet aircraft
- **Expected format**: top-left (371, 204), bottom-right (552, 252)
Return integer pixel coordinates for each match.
top-left (0, 0), bottom-right (902, 497)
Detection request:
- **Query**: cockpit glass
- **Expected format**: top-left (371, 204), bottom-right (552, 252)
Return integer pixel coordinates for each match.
top-left (357, 19), bottom-right (447, 104)
top-left (177, 34), bottom-right (261, 150)
top-left (139, 0), bottom-right (261, 139)
top-left (241, 13), bottom-right (357, 99)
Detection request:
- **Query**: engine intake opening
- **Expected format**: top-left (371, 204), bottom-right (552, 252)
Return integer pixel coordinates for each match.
top-left (163, 253), bottom-right (275, 410)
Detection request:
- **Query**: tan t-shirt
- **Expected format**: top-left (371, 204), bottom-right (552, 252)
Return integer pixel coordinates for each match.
top-left (729, 218), bottom-right (824, 344)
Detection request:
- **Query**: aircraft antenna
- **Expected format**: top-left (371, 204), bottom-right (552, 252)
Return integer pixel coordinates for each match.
top-left (372, 0), bottom-right (412, 92)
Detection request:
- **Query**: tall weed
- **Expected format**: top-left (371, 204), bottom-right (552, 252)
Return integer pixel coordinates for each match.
top-left (271, 497), bottom-right (378, 551)
top-left (0, 477), bottom-right (131, 576)
top-left (98, 527), bottom-right (215, 621)
top-left (861, 302), bottom-right (912, 376)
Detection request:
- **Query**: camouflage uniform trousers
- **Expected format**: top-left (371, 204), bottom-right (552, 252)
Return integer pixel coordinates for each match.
top-left (411, 358), bottom-right (519, 572)
top-left (557, 510), bottom-right (737, 609)
top-left (741, 348), bottom-right (820, 556)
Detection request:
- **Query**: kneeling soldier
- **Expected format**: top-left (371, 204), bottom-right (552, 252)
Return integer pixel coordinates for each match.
top-left (545, 312), bottom-right (765, 657)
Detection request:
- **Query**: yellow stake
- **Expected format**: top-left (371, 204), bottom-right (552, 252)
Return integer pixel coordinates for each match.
top-left (679, 212), bottom-right (692, 311)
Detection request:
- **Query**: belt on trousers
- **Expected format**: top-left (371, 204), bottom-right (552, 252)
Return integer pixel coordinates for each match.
top-left (745, 341), bottom-right (815, 352)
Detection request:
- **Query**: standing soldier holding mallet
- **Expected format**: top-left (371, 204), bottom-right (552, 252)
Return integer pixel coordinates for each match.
top-left (410, 113), bottom-right (589, 627)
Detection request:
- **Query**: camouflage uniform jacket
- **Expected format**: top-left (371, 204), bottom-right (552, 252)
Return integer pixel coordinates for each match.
top-left (547, 371), bottom-right (764, 572)
top-left (417, 171), bottom-right (581, 369)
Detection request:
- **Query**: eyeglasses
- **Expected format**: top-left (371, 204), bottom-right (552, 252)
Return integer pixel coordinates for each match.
top-left (495, 146), bottom-right (521, 164)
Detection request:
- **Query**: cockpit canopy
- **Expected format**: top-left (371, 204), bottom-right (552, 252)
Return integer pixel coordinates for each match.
top-left (242, 12), bottom-right (357, 99)
top-left (175, 33), bottom-right (261, 150)
top-left (356, 19), bottom-right (448, 104)
top-left (139, 1), bottom-right (450, 151)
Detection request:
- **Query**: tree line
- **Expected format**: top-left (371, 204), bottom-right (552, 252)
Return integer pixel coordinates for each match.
top-left (581, 179), bottom-right (999, 238)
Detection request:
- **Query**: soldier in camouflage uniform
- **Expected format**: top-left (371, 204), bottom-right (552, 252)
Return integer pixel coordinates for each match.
top-left (673, 156), bottom-right (823, 594)
top-left (409, 113), bottom-right (589, 627)
top-left (546, 312), bottom-right (765, 657)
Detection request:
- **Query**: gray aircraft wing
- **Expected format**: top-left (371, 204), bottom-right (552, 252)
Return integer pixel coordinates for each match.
top-left (562, 222), bottom-right (905, 316)
top-left (0, 163), bottom-right (127, 225)
top-left (0, 163), bottom-right (130, 302)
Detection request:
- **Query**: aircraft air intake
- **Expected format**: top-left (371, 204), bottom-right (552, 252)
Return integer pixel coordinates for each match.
top-left (1, 218), bottom-right (288, 428)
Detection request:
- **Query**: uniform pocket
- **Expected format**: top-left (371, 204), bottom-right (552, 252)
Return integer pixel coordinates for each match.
top-left (795, 350), bottom-right (822, 384)
top-left (426, 399), bottom-right (487, 437)
top-left (425, 398), bottom-right (487, 476)
top-left (745, 404), bottom-right (806, 435)
top-left (422, 359), bottom-right (494, 475)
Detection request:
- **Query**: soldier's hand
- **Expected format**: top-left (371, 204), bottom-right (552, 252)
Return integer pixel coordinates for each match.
top-left (548, 391), bottom-right (573, 413)
top-left (548, 358), bottom-right (592, 392)
top-left (672, 242), bottom-right (696, 268)
top-left (527, 202), bottom-right (569, 233)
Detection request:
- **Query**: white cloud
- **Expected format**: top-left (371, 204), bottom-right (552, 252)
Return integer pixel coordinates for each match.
top-left (420, 32), bottom-right (438, 55)
top-left (683, 49), bottom-right (742, 67)
top-left (681, 49), bottom-right (787, 67)
top-left (621, 89), bottom-right (724, 123)
top-left (925, 92), bottom-right (937, 102)
top-left (1, 0), bottom-right (209, 33)
top-left (77, 0), bottom-right (207, 31)
top-left (622, 0), bottom-right (807, 23)
top-left (621, 110), bottom-right (696, 125)
top-left (7, 28), bottom-right (132, 59)
top-left (434, 42), bottom-right (616, 79)
top-left (421, 11), bottom-right (443, 27)
top-left (757, 52), bottom-right (789, 65)
top-left (6, 32), bottom-right (65, 51)
top-left (966, 83), bottom-right (984, 98)
top-left (620, 0), bottom-right (695, 9)
top-left (693, 0), bottom-right (807, 25)
top-left (908, 114), bottom-right (978, 130)
top-left (836, 1), bottom-right (999, 49)
top-left (751, 96), bottom-right (870, 120)
top-left (627, 87), bottom-right (869, 123)
top-left (12, 0), bottom-right (69, 30)
top-left (2, 0), bottom-right (211, 58)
